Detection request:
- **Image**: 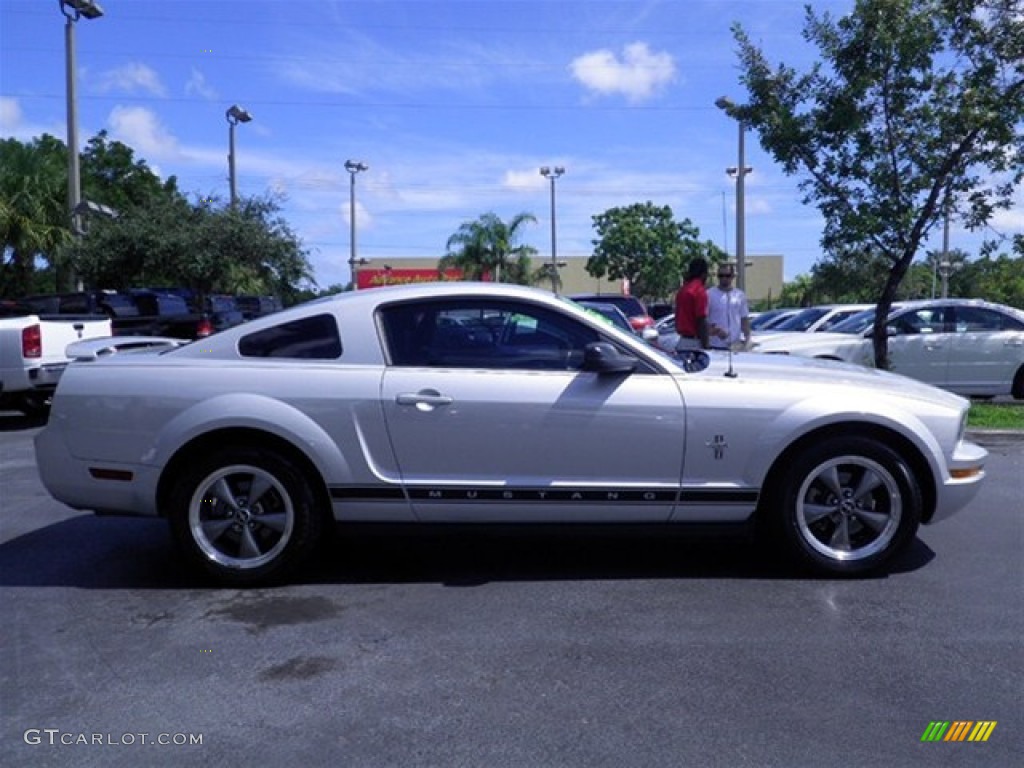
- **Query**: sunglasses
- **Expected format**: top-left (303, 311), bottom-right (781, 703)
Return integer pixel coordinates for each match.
top-left (717, 273), bottom-right (735, 279)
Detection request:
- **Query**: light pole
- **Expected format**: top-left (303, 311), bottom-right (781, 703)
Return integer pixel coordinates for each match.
top-left (345, 160), bottom-right (369, 290)
top-left (539, 166), bottom-right (565, 293)
top-left (937, 258), bottom-right (962, 299)
top-left (60, 0), bottom-right (104, 290)
top-left (716, 96), bottom-right (753, 293)
top-left (225, 104), bottom-right (252, 208)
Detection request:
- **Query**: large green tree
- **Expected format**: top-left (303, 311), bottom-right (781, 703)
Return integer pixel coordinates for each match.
top-left (727, 0), bottom-right (1023, 367)
top-left (72, 193), bottom-right (314, 305)
top-left (1, 132), bottom-right (187, 296)
top-left (81, 131), bottom-right (183, 215)
top-left (440, 212), bottom-right (537, 284)
top-left (588, 202), bottom-right (725, 302)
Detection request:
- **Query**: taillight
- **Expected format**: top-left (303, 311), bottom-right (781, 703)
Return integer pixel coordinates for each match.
top-left (22, 324), bottom-right (42, 358)
top-left (196, 317), bottom-right (214, 338)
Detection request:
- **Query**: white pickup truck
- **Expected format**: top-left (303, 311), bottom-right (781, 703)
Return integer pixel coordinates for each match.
top-left (0, 304), bottom-right (111, 416)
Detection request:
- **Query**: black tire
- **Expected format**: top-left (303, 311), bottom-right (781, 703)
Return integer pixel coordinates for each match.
top-left (1012, 365), bottom-right (1024, 400)
top-left (167, 447), bottom-right (326, 586)
top-left (772, 436), bottom-right (922, 576)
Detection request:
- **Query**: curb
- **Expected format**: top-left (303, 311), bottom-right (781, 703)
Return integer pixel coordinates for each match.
top-left (966, 429), bottom-right (1024, 446)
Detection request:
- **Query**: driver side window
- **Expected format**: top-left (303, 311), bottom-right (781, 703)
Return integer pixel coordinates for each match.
top-left (380, 299), bottom-right (600, 371)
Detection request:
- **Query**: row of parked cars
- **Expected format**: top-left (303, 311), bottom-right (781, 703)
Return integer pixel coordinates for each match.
top-left (21, 289), bottom-right (284, 339)
top-left (649, 297), bottom-right (1024, 400)
top-left (0, 289), bottom-right (284, 416)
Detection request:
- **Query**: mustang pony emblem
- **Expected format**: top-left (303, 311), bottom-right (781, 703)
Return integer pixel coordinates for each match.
top-left (706, 434), bottom-right (728, 460)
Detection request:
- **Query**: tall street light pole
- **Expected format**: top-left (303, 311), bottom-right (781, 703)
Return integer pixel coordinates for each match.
top-left (345, 160), bottom-right (369, 290)
top-left (539, 166), bottom-right (565, 294)
top-left (60, 0), bottom-right (104, 291)
top-left (225, 104), bottom-right (252, 208)
top-left (716, 96), bottom-right (753, 293)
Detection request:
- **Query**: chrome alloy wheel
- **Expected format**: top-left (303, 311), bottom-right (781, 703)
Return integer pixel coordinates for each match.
top-left (795, 454), bottom-right (902, 562)
top-left (188, 464), bottom-right (295, 570)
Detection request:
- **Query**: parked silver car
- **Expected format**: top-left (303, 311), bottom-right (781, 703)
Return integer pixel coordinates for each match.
top-left (35, 283), bottom-right (987, 585)
top-left (753, 299), bottom-right (1024, 399)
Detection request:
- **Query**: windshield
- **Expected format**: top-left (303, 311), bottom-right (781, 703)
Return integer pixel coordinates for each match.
top-left (828, 308), bottom-right (880, 334)
top-left (771, 307), bottom-right (829, 332)
top-left (816, 307), bottom-right (869, 331)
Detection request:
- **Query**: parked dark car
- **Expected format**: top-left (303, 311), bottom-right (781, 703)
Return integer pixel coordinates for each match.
top-left (235, 295), bottom-right (283, 321)
top-left (197, 295), bottom-right (246, 333)
top-left (568, 293), bottom-right (655, 333)
top-left (23, 291), bottom-right (139, 318)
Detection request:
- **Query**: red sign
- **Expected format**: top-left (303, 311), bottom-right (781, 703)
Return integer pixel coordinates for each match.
top-left (357, 268), bottom-right (466, 289)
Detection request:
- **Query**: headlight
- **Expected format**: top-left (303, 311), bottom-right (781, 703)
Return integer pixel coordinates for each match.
top-left (957, 409), bottom-right (969, 443)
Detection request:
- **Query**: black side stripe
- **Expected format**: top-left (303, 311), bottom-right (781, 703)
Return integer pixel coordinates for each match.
top-left (330, 486), bottom-right (759, 504)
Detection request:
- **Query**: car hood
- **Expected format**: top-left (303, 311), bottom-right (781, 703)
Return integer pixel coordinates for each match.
top-left (692, 351), bottom-right (966, 410)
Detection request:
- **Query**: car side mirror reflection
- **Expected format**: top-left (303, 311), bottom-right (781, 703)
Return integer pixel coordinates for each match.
top-left (582, 342), bottom-right (637, 374)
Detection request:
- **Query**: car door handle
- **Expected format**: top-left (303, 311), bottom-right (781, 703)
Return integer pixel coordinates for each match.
top-left (395, 391), bottom-right (454, 408)
top-left (1005, 339), bottom-right (1024, 347)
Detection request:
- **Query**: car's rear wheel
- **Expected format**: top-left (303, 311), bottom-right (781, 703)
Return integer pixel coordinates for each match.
top-left (168, 448), bottom-right (325, 586)
top-left (774, 436), bottom-right (922, 575)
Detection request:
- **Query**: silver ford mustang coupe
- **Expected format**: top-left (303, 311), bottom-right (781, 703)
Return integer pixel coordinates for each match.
top-left (35, 282), bottom-right (987, 585)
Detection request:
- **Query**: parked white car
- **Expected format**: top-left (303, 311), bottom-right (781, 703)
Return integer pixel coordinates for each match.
top-left (754, 304), bottom-right (873, 340)
top-left (35, 283), bottom-right (987, 585)
top-left (753, 299), bottom-right (1024, 399)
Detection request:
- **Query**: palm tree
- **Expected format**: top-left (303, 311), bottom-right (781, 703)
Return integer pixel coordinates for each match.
top-left (440, 212), bottom-right (537, 284)
top-left (0, 137), bottom-right (70, 296)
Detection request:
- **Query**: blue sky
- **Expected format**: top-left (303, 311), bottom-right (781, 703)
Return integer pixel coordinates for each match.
top-left (2, 0), bottom-right (1019, 289)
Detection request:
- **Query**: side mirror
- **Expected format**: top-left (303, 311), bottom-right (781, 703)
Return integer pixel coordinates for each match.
top-left (640, 326), bottom-right (659, 343)
top-left (582, 342), bottom-right (637, 374)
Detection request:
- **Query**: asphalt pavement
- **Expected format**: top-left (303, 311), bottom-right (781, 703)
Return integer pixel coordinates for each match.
top-left (1, 415), bottom-right (1021, 768)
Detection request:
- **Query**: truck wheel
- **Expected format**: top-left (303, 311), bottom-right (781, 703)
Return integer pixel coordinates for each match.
top-left (168, 447), bottom-right (326, 586)
top-left (773, 436), bottom-right (922, 576)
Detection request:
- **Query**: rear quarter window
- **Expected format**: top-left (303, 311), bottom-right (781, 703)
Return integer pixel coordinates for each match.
top-left (238, 313), bottom-right (342, 359)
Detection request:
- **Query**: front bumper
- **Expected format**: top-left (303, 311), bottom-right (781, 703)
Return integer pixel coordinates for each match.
top-left (929, 439), bottom-right (988, 524)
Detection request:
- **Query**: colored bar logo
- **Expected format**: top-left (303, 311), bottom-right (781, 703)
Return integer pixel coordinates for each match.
top-left (921, 721), bottom-right (997, 742)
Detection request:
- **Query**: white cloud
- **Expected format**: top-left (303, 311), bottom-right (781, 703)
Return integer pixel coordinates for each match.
top-left (107, 106), bottom-right (180, 159)
top-left (570, 42), bottom-right (677, 103)
top-left (0, 97), bottom-right (23, 131)
top-left (93, 62), bottom-right (168, 97)
top-left (503, 169), bottom-right (549, 191)
top-left (184, 68), bottom-right (218, 101)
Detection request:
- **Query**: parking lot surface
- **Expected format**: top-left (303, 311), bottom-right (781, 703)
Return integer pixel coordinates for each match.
top-left (1, 414), bottom-right (1021, 767)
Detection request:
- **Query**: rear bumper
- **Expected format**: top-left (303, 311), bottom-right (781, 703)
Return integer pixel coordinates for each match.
top-left (28, 362), bottom-right (67, 390)
top-left (34, 425), bottom-right (160, 516)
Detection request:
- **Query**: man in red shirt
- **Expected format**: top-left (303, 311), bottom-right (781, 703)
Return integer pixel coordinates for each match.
top-left (674, 257), bottom-right (710, 352)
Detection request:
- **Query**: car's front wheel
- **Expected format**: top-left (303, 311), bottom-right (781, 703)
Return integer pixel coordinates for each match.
top-left (773, 436), bottom-right (922, 575)
top-left (1012, 364), bottom-right (1024, 400)
top-left (168, 448), bottom-right (325, 586)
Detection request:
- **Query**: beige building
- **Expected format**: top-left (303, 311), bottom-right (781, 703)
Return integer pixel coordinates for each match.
top-left (356, 254), bottom-right (784, 304)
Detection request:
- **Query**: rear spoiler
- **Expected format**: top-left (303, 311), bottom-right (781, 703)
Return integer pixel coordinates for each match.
top-left (66, 336), bottom-right (189, 361)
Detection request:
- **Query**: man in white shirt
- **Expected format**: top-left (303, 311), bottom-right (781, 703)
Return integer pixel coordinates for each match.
top-left (707, 264), bottom-right (751, 351)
